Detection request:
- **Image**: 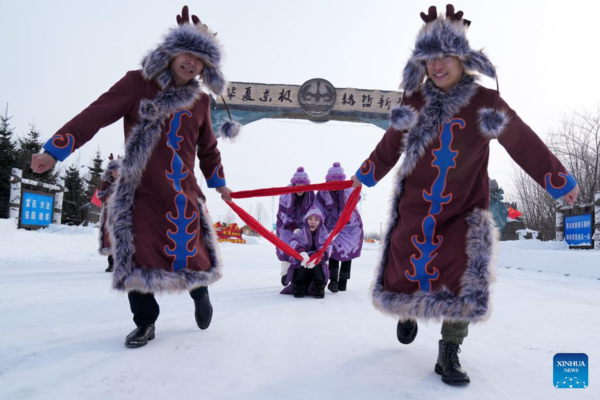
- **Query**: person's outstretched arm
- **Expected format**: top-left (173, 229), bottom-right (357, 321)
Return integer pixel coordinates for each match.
top-left (197, 96), bottom-right (232, 201)
top-left (32, 71), bottom-right (137, 174)
top-left (495, 96), bottom-right (579, 205)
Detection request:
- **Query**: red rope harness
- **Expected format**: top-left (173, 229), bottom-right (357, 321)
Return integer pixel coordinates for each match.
top-left (225, 180), bottom-right (362, 264)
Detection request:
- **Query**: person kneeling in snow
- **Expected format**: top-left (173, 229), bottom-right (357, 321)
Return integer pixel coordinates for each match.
top-left (281, 207), bottom-right (331, 299)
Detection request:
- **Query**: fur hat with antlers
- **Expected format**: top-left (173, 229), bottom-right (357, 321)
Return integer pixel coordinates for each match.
top-left (401, 4), bottom-right (496, 95)
top-left (141, 5), bottom-right (226, 96)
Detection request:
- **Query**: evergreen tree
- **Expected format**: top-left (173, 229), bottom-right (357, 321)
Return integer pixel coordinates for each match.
top-left (0, 105), bottom-right (17, 218)
top-left (61, 165), bottom-right (86, 225)
top-left (84, 150), bottom-right (104, 202)
top-left (14, 123), bottom-right (57, 185)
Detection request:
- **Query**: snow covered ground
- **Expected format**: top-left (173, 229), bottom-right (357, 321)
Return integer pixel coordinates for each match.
top-left (0, 220), bottom-right (598, 399)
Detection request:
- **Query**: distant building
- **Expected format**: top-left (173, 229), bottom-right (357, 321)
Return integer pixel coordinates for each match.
top-left (241, 225), bottom-right (260, 237)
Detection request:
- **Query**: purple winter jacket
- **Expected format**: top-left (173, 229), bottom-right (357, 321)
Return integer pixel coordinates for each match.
top-left (315, 188), bottom-right (363, 261)
top-left (275, 189), bottom-right (316, 261)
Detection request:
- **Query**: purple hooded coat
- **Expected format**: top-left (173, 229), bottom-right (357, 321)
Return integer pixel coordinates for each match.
top-left (275, 189), bottom-right (316, 261)
top-left (281, 208), bottom-right (331, 295)
top-left (315, 188), bottom-right (363, 261)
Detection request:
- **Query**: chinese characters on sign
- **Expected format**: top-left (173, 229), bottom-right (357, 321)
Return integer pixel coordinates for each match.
top-left (20, 190), bottom-right (54, 228)
top-left (222, 81), bottom-right (402, 114)
top-left (564, 214), bottom-right (593, 247)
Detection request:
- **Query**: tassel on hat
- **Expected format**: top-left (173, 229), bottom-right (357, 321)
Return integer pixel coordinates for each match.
top-left (390, 104), bottom-right (418, 132)
top-left (218, 95), bottom-right (242, 140)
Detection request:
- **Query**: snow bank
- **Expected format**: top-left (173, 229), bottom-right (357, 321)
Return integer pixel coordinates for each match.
top-left (497, 239), bottom-right (599, 279)
top-left (1, 220), bottom-right (598, 279)
top-left (0, 219), bottom-right (101, 266)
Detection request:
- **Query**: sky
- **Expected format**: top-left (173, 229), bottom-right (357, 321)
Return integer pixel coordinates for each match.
top-left (2, 0), bottom-right (600, 232)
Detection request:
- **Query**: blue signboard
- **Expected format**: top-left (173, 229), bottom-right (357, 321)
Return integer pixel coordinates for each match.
top-left (564, 213), bottom-right (593, 247)
top-left (20, 190), bottom-right (54, 228)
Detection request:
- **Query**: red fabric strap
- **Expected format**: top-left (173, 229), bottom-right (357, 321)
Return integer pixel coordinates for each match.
top-left (231, 180), bottom-right (352, 199)
top-left (225, 200), bottom-right (304, 261)
top-left (308, 186), bottom-right (362, 265)
top-left (224, 180), bottom-right (361, 263)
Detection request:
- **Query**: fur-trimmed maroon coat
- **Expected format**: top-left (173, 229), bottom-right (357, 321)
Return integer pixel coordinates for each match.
top-left (43, 70), bottom-right (226, 293)
top-left (356, 75), bottom-right (577, 322)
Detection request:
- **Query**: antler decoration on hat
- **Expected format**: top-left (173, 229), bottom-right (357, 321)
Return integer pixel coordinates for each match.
top-left (420, 6), bottom-right (438, 23)
top-left (176, 5), bottom-right (215, 33)
top-left (445, 4), bottom-right (471, 27)
top-left (176, 5), bottom-right (200, 26)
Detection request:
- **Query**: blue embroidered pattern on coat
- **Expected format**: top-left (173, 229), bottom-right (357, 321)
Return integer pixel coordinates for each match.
top-left (206, 164), bottom-right (226, 188)
top-left (165, 193), bottom-right (198, 271)
top-left (544, 171), bottom-right (577, 200)
top-left (43, 133), bottom-right (75, 162)
top-left (356, 160), bottom-right (378, 187)
top-left (164, 110), bottom-right (198, 271)
top-left (406, 118), bottom-right (465, 291)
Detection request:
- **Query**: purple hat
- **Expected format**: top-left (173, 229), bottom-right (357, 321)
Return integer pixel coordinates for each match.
top-left (305, 206), bottom-right (324, 222)
top-left (290, 166), bottom-right (310, 185)
top-left (325, 162), bottom-right (346, 182)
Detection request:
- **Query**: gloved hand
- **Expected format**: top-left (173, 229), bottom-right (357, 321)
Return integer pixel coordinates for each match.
top-left (300, 252), bottom-right (310, 267)
top-left (293, 228), bottom-right (301, 235)
top-left (305, 259), bottom-right (315, 269)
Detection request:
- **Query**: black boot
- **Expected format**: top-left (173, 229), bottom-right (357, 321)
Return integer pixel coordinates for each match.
top-left (397, 319), bottom-right (418, 345)
top-left (313, 282), bottom-right (325, 299)
top-left (105, 255), bottom-right (114, 272)
top-left (327, 279), bottom-right (339, 293)
top-left (338, 261), bottom-right (351, 291)
top-left (125, 324), bottom-right (155, 348)
top-left (293, 282), bottom-right (305, 298)
top-left (435, 340), bottom-right (470, 385)
top-left (281, 275), bottom-right (287, 286)
top-left (192, 288), bottom-right (213, 330)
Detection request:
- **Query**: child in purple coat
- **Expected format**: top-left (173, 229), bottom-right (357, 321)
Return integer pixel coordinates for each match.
top-left (276, 167), bottom-right (315, 285)
top-left (281, 206), bottom-right (331, 299)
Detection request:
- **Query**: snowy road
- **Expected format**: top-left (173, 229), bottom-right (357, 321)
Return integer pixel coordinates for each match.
top-left (0, 236), bottom-right (598, 399)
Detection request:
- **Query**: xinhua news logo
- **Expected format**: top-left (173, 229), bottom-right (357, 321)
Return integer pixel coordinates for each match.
top-left (554, 353), bottom-right (588, 389)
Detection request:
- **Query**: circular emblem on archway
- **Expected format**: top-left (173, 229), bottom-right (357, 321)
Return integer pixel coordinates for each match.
top-left (298, 78), bottom-right (336, 117)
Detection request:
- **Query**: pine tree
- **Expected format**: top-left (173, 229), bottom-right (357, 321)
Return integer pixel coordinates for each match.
top-left (14, 123), bottom-right (57, 185)
top-left (0, 104), bottom-right (17, 218)
top-left (61, 165), bottom-right (86, 225)
top-left (84, 150), bottom-right (104, 202)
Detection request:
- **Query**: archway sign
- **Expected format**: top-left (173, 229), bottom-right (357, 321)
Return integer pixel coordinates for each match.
top-left (210, 78), bottom-right (403, 135)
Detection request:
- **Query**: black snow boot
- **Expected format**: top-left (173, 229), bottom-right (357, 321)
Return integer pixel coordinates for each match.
top-left (338, 278), bottom-right (348, 291)
top-left (192, 289), bottom-right (213, 330)
top-left (281, 275), bottom-right (287, 286)
top-left (397, 319), bottom-right (418, 345)
top-left (327, 279), bottom-right (339, 293)
top-left (435, 340), bottom-right (470, 385)
top-left (125, 324), bottom-right (155, 348)
top-left (293, 282), bottom-right (305, 298)
top-left (105, 255), bottom-right (114, 272)
top-left (313, 282), bottom-right (325, 299)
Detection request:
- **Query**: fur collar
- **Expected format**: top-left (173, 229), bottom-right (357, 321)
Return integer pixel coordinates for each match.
top-left (398, 73), bottom-right (478, 180)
